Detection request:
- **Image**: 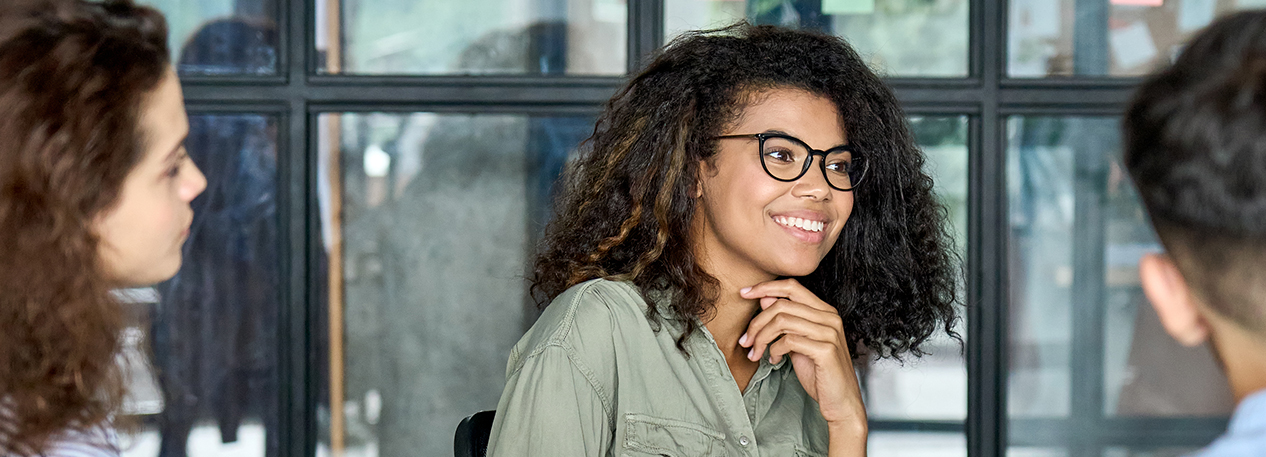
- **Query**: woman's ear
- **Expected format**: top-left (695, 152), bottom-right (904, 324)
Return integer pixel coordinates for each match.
top-left (694, 160), bottom-right (709, 198)
top-left (1139, 253), bottom-right (1210, 347)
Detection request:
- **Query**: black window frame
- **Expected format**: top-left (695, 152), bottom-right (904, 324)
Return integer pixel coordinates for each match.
top-left (174, 1), bottom-right (1231, 456)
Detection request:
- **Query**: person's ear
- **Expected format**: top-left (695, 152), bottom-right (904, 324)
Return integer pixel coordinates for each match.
top-left (694, 160), bottom-right (710, 198)
top-left (1139, 253), bottom-right (1210, 347)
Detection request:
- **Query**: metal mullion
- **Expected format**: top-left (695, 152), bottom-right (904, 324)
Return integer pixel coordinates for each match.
top-left (184, 103), bottom-right (288, 114)
top-left (1068, 116), bottom-right (1112, 457)
top-left (306, 74), bottom-right (625, 86)
top-left (628, 0), bottom-right (664, 73)
top-left (184, 81), bottom-right (624, 107)
top-left (889, 83), bottom-right (983, 108)
top-left (1008, 417), bottom-right (1228, 448)
top-left (307, 104), bottom-right (603, 116)
top-left (897, 102), bottom-right (982, 116)
top-left (998, 86), bottom-right (1134, 111)
top-left (998, 106), bottom-right (1124, 117)
top-left (279, 0), bottom-right (311, 454)
top-left (187, 78), bottom-right (1007, 108)
top-left (869, 420), bottom-right (966, 434)
top-left (967, 0), bottom-right (1006, 457)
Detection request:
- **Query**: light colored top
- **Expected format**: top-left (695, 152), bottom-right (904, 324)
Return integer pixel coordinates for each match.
top-left (487, 278), bottom-right (830, 457)
top-left (1192, 389), bottom-right (1266, 457)
top-left (0, 426), bottom-right (120, 457)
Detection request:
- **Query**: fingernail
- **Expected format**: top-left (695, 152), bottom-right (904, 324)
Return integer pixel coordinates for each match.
top-left (739, 333), bottom-right (748, 346)
top-left (747, 348), bottom-right (756, 361)
top-left (740, 287), bottom-right (752, 295)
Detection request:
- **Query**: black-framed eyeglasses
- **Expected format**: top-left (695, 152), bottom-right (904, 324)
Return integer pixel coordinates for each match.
top-left (714, 133), bottom-right (868, 191)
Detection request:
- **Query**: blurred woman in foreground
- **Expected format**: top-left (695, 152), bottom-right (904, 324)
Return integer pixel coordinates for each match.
top-left (0, 0), bottom-right (205, 455)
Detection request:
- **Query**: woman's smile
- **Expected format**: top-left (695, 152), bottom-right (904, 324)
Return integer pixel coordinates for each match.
top-left (770, 210), bottom-right (831, 244)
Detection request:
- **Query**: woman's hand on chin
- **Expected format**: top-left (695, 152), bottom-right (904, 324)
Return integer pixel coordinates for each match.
top-left (738, 279), bottom-right (868, 448)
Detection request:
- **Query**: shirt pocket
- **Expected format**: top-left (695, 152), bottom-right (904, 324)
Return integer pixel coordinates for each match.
top-left (621, 413), bottom-right (727, 457)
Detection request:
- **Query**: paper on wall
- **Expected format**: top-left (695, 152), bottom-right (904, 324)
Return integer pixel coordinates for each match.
top-left (1179, 0), bottom-right (1216, 32)
top-left (823, 0), bottom-right (876, 15)
top-left (1111, 21), bottom-right (1159, 69)
top-left (1013, 0), bottom-right (1061, 38)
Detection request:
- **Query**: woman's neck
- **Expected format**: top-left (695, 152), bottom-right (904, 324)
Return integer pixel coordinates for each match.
top-left (697, 257), bottom-right (773, 393)
top-left (695, 245), bottom-right (776, 357)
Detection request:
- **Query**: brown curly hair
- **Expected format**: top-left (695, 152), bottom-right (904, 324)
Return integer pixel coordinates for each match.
top-left (531, 24), bottom-right (961, 358)
top-left (0, 0), bottom-right (169, 454)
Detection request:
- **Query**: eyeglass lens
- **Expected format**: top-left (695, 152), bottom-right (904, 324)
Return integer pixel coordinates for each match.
top-left (760, 136), bottom-right (862, 189)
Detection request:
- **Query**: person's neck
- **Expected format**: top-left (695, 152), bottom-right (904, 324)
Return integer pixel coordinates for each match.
top-left (692, 241), bottom-right (776, 359)
top-left (1207, 316), bottom-right (1266, 403)
top-left (703, 265), bottom-right (776, 351)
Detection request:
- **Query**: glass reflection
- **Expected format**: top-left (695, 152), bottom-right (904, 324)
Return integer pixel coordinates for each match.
top-left (317, 112), bottom-right (594, 457)
top-left (140, 0), bottom-right (278, 75)
top-left (1008, 0), bottom-right (1262, 77)
top-left (664, 0), bottom-right (969, 77)
top-left (122, 114), bottom-right (280, 457)
top-left (1006, 115), bottom-right (1231, 455)
top-left (318, 0), bottom-right (627, 75)
top-left (864, 116), bottom-right (968, 423)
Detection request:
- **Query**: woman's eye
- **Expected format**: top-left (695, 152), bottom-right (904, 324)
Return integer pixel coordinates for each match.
top-left (166, 154), bottom-right (187, 178)
top-left (765, 149), bottom-right (796, 163)
top-left (825, 159), bottom-right (851, 174)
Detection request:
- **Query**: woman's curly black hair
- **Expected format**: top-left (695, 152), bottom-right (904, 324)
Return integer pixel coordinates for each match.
top-left (531, 23), bottom-right (961, 359)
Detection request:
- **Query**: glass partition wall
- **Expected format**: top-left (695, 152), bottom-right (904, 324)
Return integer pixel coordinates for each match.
top-left (125, 0), bottom-right (1246, 456)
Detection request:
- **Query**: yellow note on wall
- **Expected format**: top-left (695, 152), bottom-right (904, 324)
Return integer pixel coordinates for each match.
top-left (823, 0), bottom-right (876, 15)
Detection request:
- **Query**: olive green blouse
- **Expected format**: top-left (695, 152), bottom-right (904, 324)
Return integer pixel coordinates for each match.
top-left (486, 279), bottom-right (830, 456)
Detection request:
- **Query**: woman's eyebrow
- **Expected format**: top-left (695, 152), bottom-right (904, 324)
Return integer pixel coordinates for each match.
top-left (162, 134), bottom-right (189, 162)
top-left (763, 129), bottom-right (849, 149)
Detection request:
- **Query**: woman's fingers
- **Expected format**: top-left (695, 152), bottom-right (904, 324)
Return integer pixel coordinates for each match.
top-left (767, 333), bottom-right (834, 365)
top-left (742, 301), bottom-right (840, 362)
top-left (740, 278), bottom-right (834, 313)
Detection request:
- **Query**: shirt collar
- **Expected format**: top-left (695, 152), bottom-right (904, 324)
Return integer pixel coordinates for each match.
top-left (1227, 388), bottom-right (1266, 435)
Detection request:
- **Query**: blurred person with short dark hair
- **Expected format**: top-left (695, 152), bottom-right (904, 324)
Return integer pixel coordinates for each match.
top-left (0, 0), bottom-right (206, 456)
top-left (1125, 10), bottom-right (1266, 457)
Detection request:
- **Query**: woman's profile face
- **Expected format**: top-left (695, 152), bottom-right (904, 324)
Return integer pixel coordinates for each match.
top-left (694, 88), bottom-right (854, 279)
top-left (95, 70), bottom-right (206, 287)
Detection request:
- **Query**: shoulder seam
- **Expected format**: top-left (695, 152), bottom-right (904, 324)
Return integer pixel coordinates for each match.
top-left (510, 341), bottom-right (614, 421)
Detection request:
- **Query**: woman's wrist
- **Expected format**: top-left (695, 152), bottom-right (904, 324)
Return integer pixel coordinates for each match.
top-left (827, 416), bottom-right (868, 438)
top-left (827, 418), bottom-right (869, 457)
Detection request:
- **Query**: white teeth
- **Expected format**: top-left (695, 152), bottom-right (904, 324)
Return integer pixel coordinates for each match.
top-left (775, 216), bottom-right (824, 232)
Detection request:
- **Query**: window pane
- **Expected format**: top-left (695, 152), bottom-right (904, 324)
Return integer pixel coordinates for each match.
top-left (664, 0), bottom-right (969, 77)
top-left (864, 116), bottom-right (967, 422)
top-left (869, 432), bottom-right (965, 457)
top-left (316, 112), bottom-right (594, 457)
top-left (317, 0), bottom-right (627, 75)
top-left (121, 114), bottom-right (281, 457)
top-left (1008, 0), bottom-right (1258, 77)
top-left (140, 0), bottom-right (279, 75)
top-left (1006, 116), bottom-right (1231, 451)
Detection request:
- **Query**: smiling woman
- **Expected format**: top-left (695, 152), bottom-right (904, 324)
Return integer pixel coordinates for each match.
top-left (487, 23), bottom-right (961, 457)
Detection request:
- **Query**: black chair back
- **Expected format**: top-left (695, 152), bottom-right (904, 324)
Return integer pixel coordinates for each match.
top-left (454, 410), bottom-right (496, 457)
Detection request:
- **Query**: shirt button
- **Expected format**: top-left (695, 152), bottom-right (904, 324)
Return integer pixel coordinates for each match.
top-left (739, 436), bottom-right (750, 446)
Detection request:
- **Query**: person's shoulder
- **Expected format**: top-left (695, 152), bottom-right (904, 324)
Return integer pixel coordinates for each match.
top-left (1188, 390), bottom-right (1266, 457)
top-left (536, 278), bottom-right (650, 344)
top-left (38, 425), bottom-right (121, 457)
top-left (507, 279), bottom-right (650, 369)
